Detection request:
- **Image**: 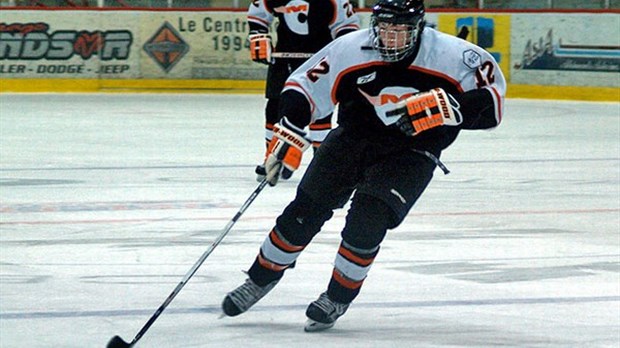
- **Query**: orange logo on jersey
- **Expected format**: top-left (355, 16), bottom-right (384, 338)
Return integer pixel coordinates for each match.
top-left (274, 4), bottom-right (308, 14)
top-left (359, 88), bottom-right (415, 106)
top-left (358, 86), bottom-right (422, 126)
top-left (380, 93), bottom-right (416, 105)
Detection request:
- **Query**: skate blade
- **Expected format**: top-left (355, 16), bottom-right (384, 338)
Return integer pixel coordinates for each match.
top-left (304, 319), bottom-right (335, 332)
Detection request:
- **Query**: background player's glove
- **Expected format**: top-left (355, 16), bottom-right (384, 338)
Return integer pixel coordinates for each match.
top-left (264, 117), bottom-right (311, 186)
top-left (249, 33), bottom-right (273, 65)
top-left (390, 88), bottom-right (462, 136)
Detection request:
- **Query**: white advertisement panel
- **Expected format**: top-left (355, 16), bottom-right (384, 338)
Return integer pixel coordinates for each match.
top-left (137, 11), bottom-right (265, 80)
top-left (0, 10), bottom-right (268, 80)
top-left (0, 11), bottom-right (141, 78)
top-left (510, 13), bottom-right (620, 87)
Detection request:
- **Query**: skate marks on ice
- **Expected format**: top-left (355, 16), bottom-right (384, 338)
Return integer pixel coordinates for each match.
top-left (2, 293), bottom-right (618, 319)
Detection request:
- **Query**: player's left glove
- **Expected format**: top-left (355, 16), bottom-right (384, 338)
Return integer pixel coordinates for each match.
top-left (249, 33), bottom-right (273, 65)
top-left (390, 88), bottom-right (462, 136)
top-left (264, 117), bottom-right (311, 186)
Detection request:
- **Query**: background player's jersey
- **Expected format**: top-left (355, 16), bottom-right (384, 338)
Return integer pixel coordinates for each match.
top-left (282, 28), bottom-right (506, 154)
top-left (247, 0), bottom-right (360, 53)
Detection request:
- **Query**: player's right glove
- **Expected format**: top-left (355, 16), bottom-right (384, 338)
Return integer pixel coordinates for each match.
top-left (390, 88), bottom-right (462, 136)
top-left (263, 117), bottom-right (311, 186)
top-left (249, 33), bottom-right (273, 65)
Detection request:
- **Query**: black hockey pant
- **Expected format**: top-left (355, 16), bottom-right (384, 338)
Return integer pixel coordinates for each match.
top-left (248, 127), bottom-right (436, 304)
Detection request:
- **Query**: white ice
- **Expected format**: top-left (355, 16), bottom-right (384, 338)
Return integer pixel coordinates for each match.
top-left (0, 93), bottom-right (619, 348)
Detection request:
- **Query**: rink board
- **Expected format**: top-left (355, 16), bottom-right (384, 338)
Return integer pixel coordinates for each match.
top-left (0, 9), bottom-right (618, 100)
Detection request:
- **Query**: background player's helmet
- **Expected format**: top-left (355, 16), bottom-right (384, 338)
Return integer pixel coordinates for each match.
top-left (370, 0), bottom-right (425, 62)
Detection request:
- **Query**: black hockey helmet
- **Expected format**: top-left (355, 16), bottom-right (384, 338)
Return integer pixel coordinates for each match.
top-left (370, 0), bottom-right (426, 62)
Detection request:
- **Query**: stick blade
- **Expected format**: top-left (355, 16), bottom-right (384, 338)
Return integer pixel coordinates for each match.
top-left (107, 335), bottom-right (132, 348)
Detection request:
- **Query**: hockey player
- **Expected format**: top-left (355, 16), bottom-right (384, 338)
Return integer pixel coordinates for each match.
top-left (224, 0), bottom-right (506, 331)
top-left (247, 0), bottom-right (360, 180)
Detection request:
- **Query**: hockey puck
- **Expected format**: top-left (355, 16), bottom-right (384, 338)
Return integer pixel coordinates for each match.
top-left (106, 335), bottom-right (132, 348)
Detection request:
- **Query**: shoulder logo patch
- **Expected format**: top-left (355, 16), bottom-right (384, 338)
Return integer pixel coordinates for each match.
top-left (463, 49), bottom-right (482, 69)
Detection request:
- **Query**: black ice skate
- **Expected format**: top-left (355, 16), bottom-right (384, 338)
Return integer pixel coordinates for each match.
top-left (221, 278), bottom-right (279, 316)
top-left (304, 292), bottom-right (350, 332)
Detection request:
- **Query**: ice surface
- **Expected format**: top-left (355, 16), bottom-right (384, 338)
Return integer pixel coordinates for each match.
top-left (1, 93), bottom-right (618, 347)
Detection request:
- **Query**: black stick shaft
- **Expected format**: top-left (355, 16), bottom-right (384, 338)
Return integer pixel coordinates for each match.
top-left (125, 179), bottom-right (269, 346)
top-left (271, 52), bottom-right (313, 58)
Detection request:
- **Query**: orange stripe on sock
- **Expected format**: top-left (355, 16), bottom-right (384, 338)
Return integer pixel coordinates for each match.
top-left (269, 229), bottom-right (304, 253)
top-left (257, 253), bottom-right (289, 272)
top-left (332, 269), bottom-right (363, 289)
top-left (338, 245), bottom-right (374, 266)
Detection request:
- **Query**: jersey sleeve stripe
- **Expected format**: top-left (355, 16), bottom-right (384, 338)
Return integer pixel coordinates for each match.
top-left (334, 23), bottom-right (361, 35)
top-left (247, 16), bottom-right (270, 28)
top-left (309, 123), bottom-right (332, 130)
top-left (485, 85), bottom-right (503, 125)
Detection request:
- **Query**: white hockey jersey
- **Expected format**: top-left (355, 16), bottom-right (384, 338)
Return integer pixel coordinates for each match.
top-left (281, 27), bottom-right (506, 154)
top-left (247, 0), bottom-right (360, 54)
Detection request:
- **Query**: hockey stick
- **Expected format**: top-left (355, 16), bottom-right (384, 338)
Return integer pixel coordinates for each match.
top-left (272, 52), bottom-right (314, 59)
top-left (107, 179), bottom-right (269, 348)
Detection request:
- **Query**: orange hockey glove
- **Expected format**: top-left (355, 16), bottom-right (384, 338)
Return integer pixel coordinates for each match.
top-left (391, 88), bottom-right (462, 136)
top-left (249, 33), bottom-right (273, 65)
top-left (264, 117), bottom-right (311, 186)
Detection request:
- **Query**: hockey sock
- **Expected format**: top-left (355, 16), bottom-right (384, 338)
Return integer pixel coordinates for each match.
top-left (248, 227), bottom-right (306, 286)
top-left (327, 241), bottom-right (380, 304)
top-left (327, 194), bottom-right (394, 303)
